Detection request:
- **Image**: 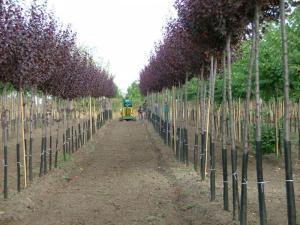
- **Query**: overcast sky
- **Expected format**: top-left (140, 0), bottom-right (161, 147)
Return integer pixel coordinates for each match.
top-left (43, 0), bottom-right (176, 94)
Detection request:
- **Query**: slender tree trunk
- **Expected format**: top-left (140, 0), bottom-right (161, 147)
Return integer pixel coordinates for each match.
top-left (221, 52), bottom-right (229, 210)
top-left (165, 89), bottom-right (169, 145)
top-left (226, 35), bottom-right (238, 220)
top-left (49, 98), bottom-right (53, 170)
top-left (254, 4), bottom-right (267, 225)
top-left (40, 94), bottom-right (47, 176)
top-left (89, 97), bottom-right (93, 140)
top-left (227, 34), bottom-right (239, 220)
top-left (43, 95), bottom-right (48, 175)
top-left (240, 24), bottom-right (256, 225)
top-left (93, 98), bottom-right (96, 134)
top-left (14, 94), bottom-right (17, 134)
top-left (205, 79), bottom-right (210, 178)
top-left (178, 86), bottom-right (183, 162)
top-left (210, 56), bottom-right (217, 201)
top-left (280, 1), bottom-right (296, 224)
top-left (39, 94), bottom-right (44, 177)
top-left (16, 91), bottom-right (21, 191)
top-left (20, 90), bottom-right (27, 188)
top-left (2, 84), bottom-right (8, 198)
top-left (66, 100), bottom-right (70, 155)
top-left (200, 70), bottom-right (206, 180)
top-left (172, 86), bottom-right (176, 154)
top-left (54, 102), bottom-right (60, 168)
top-left (184, 74), bottom-right (189, 166)
top-left (194, 74), bottom-right (200, 171)
top-left (71, 101), bottom-right (74, 153)
top-left (10, 95), bottom-right (13, 138)
top-left (29, 88), bottom-right (36, 182)
top-left (276, 99), bottom-right (280, 158)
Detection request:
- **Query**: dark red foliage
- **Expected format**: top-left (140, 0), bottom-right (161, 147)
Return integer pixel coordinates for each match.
top-left (0, 0), bottom-right (115, 99)
top-left (140, 0), bottom-right (281, 95)
top-left (176, 0), bottom-right (280, 50)
top-left (140, 19), bottom-right (207, 95)
top-left (0, 0), bottom-right (24, 84)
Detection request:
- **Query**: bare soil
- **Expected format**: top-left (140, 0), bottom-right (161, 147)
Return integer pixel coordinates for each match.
top-left (0, 120), bottom-right (236, 225)
top-left (0, 120), bottom-right (299, 225)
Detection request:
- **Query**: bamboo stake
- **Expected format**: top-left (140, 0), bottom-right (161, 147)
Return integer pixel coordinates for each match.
top-left (280, 1), bottom-right (296, 224)
top-left (160, 91), bottom-right (163, 135)
top-left (250, 101), bottom-right (253, 125)
top-left (227, 34), bottom-right (239, 220)
top-left (184, 74), bottom-right (189, 166)
top-left (221, 52), bottom-right (229, 211)
top-left (160, 90), bottom-right (163, 135)
top-left (194, 75), bottom-right (200, 171)
top-left (29, 88), bottom-right (35, 181)
top-left (216, 107), bottom-right (221, 139)
top-left (10, 94), bottom-right (13, 138)
top-left (238, 98), bottom-right (241, 142)
top-left (93, 98), bottom-right (96, 134)
top-left (173, 86), bottom-right (177, 154)
top-left (240, 24), bottom-right (256, 225)
top-left (200, 67), bottom-right (206, 180)
top-left (2, 84), bottom-right (8, 198)
top-left (178, 86), bottom-right (183, 162)
top-left (44, 95), bottom-right (48, 174)
top-left (89, 97), bottom-right (93, 140)
top-left (254, 4), bottom-right (267, 224)
top-left (209, 56), bottom-right (217, 201)
top-left (204, 95), bottom-right (211, 178)
top-left (21, 90), bottom-right (27, 188)
top-left (234, 102), bottom-right (237, 140)
top-left (275, 100), bottom-right (279, 158)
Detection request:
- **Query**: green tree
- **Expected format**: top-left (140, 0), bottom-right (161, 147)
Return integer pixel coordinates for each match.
top-left (288, 6), bottom-right (300, 99)
top-left (219, 6), bottom-right (300, 101)
top-left (126, 81), bottom-right (144, 107)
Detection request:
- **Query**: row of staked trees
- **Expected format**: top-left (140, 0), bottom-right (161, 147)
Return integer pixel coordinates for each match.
top-left (0, 0), bottom-right (115, 199)
top-left (140, 0), bottom-right (299, 225)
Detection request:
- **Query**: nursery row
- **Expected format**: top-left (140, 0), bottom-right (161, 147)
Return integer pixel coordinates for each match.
top-left (139, 1), bottom-right (300, 225)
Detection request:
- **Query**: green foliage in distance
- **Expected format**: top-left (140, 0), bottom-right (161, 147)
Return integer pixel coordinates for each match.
top-left (126, 81), bottom-right (144, 107)
top-left (181, 7), bottom-right (300, 102)
top-left (249, 111), bottom-right (276, 155)
top-left (250, 123), bottom-right (276, 154)
top-left (288, 6), bottom-right (300, 99)
top-left (230, 6), bottom-right (300, 101)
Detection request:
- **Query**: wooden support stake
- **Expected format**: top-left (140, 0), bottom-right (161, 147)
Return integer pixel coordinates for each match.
top-left (275, 101), bottom-right (279, 157)
top-left (205, 97), bottom-right (211, 177)
top-left (89, 97), bottom-right (93, 140)
top-left (173, 86), bottom-right (177, 154)
top-left (21, 90), bottom-right (27, 188)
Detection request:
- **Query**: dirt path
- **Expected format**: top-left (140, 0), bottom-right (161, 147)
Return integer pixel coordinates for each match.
top-left (0, 120), bottom-right (237, 225)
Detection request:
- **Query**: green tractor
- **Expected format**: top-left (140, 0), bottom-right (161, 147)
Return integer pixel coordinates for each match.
top-left (120, 98), bottom-right (136, 121)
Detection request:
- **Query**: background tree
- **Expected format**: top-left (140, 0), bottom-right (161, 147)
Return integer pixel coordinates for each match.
top-left (126, 81), bottom-right (144, 107)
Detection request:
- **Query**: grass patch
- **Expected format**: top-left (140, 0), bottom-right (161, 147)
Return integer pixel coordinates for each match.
top-left (57, 153), bottom-right (73, 169)
top-left (175, 167), bottom-right (194, 173)
top-left (145, 215), bottom-right (161, 222)
top-left (180, 203), bottom-right (197, 211)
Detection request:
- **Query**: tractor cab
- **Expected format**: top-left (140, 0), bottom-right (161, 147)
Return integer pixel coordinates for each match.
top-left (120, 98), bottom-right (136, 121)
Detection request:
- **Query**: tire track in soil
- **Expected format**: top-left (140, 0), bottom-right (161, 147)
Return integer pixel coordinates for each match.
top-left (144, 122), bottom-right (189, 224)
